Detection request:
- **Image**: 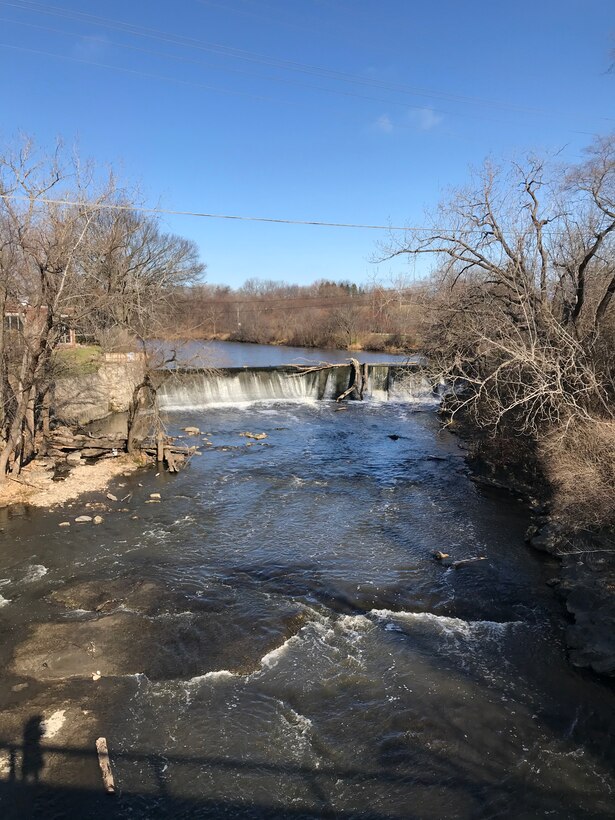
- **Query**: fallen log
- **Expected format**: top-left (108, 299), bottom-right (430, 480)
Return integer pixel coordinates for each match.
top-left (95, 737), bottom-right (116, 794)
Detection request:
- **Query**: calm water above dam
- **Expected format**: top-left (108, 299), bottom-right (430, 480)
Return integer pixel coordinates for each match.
top-left (0, 368), bottom-right (614, 817)
top-left (150, 339), bottom-right (411, 368)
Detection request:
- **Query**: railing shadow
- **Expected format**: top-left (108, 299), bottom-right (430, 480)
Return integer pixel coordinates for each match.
top-left (0, 726), bottom-right (611, 820)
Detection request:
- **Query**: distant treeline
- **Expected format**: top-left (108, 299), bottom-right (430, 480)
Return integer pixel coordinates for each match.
top-left (168, 278), bottom-right (426, 352)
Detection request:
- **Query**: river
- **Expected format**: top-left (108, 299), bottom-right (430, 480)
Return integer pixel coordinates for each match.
top-left (149, 339), bottom-right (412, 368)
top-left (0, 345), bottom-right (613, 818)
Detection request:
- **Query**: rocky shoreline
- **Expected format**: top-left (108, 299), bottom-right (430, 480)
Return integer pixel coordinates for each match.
top-left (470, 459), bottom-right (615, 677)
top-left (527, 523), bottom-right (615, 677)
top-left (0, 455), bottom-right (140, 511)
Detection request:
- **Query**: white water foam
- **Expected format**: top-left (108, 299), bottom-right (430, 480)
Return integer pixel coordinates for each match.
top-left (22, 564), bottom-right (48, 583)
top-left (370, 609), bottom-right (522, 638)
top-left (259, 634), bottom-right (302, 669)
top-left (188, 669), bottom-right (237, 686)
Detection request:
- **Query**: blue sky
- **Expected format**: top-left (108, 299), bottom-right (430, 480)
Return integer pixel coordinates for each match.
top-left (1, 0), bottom-right (614, 287)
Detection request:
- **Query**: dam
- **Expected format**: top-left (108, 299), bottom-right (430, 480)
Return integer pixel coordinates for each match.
top-left (155, 362), bottom-right (436, 409)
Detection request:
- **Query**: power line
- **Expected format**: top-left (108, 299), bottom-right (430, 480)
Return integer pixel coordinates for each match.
top-left (4, 31), bottom-right (597, 143)
top-left (0, 17), bottom-right (461, 122)
top-left (4, 0), bottom-right (612, 125)
top-left (0, 192), bottom-right (438, 232)
top-left (0, 193), bottom-right (596, 237)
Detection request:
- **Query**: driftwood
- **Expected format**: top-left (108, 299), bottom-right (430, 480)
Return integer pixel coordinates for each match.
top-left (95, 737), bottom-right (116, 794)
top-left (290, 362), bottom-right (348, 375)
top-left (45, 428), bottom-right (193, 474)
top-left (292, 359), bottom-right (366, 402)
top-left (451, 556), bottom-right (487, 569)
top-left (163, 447), bottom-right (179, 473)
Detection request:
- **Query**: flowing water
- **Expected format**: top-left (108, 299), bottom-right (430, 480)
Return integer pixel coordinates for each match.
top-left (0, 362), bottom-right (614, 818)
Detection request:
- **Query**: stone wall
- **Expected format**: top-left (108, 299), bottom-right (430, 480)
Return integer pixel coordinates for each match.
top-left (53, 359), bottom-right (146, 425)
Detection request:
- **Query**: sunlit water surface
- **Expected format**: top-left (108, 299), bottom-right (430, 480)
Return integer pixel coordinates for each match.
top-left (0, 398), bottom-right (614, 818)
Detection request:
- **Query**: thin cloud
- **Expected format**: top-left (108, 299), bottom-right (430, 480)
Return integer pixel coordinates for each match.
top-left (409, 107), bottom-right (443, 131)
top-left (374, 114), bottom-right (394, 133)
top-left (72, 34), bottom-right (110, 60)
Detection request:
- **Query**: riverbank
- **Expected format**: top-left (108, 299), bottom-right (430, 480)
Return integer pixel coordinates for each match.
top-left (0, 455), bottom-right (140, 510)
top-left (445, 407), bottom-right (615, 677)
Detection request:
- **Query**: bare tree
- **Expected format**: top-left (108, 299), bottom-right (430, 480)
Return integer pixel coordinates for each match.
top-left (0, 136), bottom-right (205, 480)
top-left (380, 136), bottom-right (615, 436)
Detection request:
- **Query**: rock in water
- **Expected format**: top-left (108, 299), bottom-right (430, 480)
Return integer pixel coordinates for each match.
top-left (75, 515), bottom-right (93, 523)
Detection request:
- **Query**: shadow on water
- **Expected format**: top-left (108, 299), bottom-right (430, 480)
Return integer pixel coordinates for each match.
top-left (0, 718), bottom-right (611, 820)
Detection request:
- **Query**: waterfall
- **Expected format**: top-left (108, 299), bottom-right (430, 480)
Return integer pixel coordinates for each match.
top-left (157, 364), bottom-right (435, 409)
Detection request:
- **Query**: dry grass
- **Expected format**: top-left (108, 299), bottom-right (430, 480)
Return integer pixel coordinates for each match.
top-left (542, 419), bottom-right (615, 531)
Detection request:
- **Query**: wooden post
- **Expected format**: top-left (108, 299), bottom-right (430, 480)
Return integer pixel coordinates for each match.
top-left (360, 362), bottom-right (369, 400)
top-left (164, 447), bottom-right (178, 473)
top-left (156, 431), bottom-right (164, 463)
top-left (96, 737), bottom-right (116, 794)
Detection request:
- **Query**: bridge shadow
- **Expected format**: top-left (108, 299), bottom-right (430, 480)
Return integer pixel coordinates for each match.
top-left (0, 718), bottom-right (612, 820)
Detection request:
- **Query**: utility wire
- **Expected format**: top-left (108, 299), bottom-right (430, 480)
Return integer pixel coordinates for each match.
top-left (4, 0), bottom-right (612, 124)
top-left (0, 193), bottom-right (600, 237)
top-left (0, 192), bottom-right (438, 232)
top-left (1, 17), bottom-right (601, 138)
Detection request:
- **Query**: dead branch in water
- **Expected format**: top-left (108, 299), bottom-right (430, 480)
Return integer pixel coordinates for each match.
top-left (290, 362), bottom-right (347, 374)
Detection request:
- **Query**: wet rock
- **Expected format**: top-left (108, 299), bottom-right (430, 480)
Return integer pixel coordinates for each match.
top-left (149, 492), bottom-right (161, 499)
top-left (93, 515), bottom-right (104, 525)
top-left (561, 549), bottom-right (615, 676)
top-left (10, 613), bottom-right (157, 680)
top-left (106, 492), bottom-right (118, 502)
top-left (58, 521), bottom-right (70, 527)
top-left (74, 515), bottom-right (92, 523)
top-left (526, 521), bottom-right (564, 555)
top-left (183, 426), bottom-right (200, 436)
top-left (239, 431), bottom-right (267, 440)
